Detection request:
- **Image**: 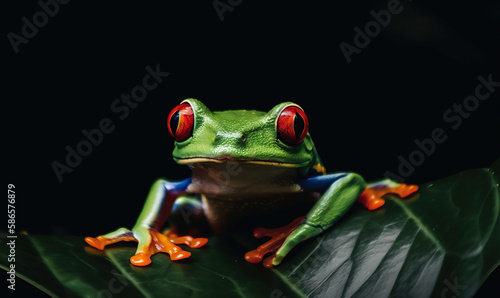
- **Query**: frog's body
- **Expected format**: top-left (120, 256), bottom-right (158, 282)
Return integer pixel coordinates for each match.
top-left (188, 162), bottom-right (314, 233)
top-left (86, 99), bottom-right (418, 267)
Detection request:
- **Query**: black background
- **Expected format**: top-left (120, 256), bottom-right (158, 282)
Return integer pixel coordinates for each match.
top-left (2, 0), bottom-right (499, 296)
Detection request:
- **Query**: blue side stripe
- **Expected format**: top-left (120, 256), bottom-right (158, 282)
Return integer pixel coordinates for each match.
top-left (166, 177), bottom-right (192, 212)
top-left (298, 173), bottom-right (348, 191)
top-left (163, 177), bottom-right (192, 192)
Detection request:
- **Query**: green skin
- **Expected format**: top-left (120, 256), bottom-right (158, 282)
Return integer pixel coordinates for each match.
top-left (99, 99), bottom-right (374, 266)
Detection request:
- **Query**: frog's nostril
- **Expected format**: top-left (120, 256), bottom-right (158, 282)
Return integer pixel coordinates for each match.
top-left (238, 135), bottom-right (248, 147)
top-left (213, 131), bottom-right (247, 147)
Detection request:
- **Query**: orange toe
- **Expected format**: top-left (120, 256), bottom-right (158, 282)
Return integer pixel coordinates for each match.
top-left (169, 235), bottom-right (208, 249)
top-left (85, 237), bottom-right (105, 250)
top-left (367, 198), bottom-right (385, 210)
top-left (244, 250), bottom-right (264, 263)
top-left (359, 188), bottom-right (385, 210)
top-left (401, 184), bottom-right (419, 197)
top-left (252, 227), bottom-right (268, 238)
top-left (262, 254), bottom-right (276, 268)
top-left (170, 251), bottom-right (191, 261)
top-left (189, 238), bottom-right (208, 248)
top-left (130, 253), bottom-right (152, 266)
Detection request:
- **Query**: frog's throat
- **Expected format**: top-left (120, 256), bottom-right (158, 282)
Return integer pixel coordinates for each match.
top-left (176, 157), bottom-right (308, 168)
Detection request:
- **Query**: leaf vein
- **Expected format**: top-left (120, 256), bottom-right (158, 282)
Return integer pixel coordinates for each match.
top-left (392, 200), bottom-right (445, 252)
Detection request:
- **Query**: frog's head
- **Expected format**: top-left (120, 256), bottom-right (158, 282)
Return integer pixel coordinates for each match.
top-left (167, 98), bottom-right (316, 169)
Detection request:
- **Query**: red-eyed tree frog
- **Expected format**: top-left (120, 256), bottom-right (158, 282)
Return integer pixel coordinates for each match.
top-left (86, 99), bottom-right (418, 268)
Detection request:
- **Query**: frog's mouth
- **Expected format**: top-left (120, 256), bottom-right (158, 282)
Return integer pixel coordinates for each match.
top-left (175, 155), bottom-right (307, 168)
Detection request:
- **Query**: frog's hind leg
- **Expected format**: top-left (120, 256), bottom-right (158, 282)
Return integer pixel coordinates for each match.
top-left (85, 227), bottom-right (136, 250)
top-left (358, 179), bottom-right (418, 210)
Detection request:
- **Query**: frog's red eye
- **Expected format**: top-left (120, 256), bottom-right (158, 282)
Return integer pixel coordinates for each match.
top-left (167, 103), bottom-right (194, 142)
top-left (277, 105), bottom-right (309, 146)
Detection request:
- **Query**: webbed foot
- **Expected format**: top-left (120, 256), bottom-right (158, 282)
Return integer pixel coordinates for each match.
top-left (358, 182), bottom-right (418, 210)
top-left (85, 227), bottom-right (207, 266)
top-left (244, 216), bottom-right (305, 268)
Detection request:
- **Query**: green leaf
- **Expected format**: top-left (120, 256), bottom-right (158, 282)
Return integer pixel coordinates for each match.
top-left (2, 159), bottom-right (499, 297)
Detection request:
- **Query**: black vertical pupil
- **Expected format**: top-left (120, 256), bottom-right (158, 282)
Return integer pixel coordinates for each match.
top-left (170, 110), bottom-right (180, 134)
top-left (293, 113), bottom-right (304, 138)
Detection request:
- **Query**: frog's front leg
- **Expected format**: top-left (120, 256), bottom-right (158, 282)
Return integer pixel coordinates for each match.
top-left (245, 173), bottom-right (418, 267)
top-left (85, 178), bottom-right (207, 266)
top-left (245, 173), bottom-right (364, 267)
